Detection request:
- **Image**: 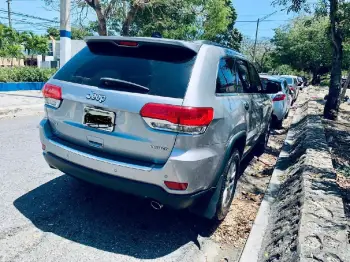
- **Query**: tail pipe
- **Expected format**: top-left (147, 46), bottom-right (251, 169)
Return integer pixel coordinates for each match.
top-left (150, 200), bottom-right (163, 210)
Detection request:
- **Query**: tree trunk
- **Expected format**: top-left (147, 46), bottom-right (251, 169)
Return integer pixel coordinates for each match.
top-left (95, 7), bottom-right (107, 36)
top-left (324, 0), bottom-right (343, 120)
top-left (86, 0), bottom-right (107, 36)
top-left (340, 70), bottom-right (350, 101)
top-left (311, 71), bottom-right (318, 85)
top-left (121, 5), bottom-right (139, 36)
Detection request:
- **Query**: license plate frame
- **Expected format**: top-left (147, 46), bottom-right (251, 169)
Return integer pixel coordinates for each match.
top-left (83, 106), bottom-right (116, 132)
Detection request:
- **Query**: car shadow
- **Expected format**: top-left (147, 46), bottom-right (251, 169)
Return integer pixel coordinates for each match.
top-left (13, 175), bottom-right (213, 259)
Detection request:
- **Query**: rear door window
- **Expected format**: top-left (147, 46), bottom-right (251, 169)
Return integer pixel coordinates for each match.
top-left (247, 62), bottom-right (263, 93)
top-left (216, 57), bottom-right (240, 94)
top-left (53, 44), bottom-right (197, 99)
top-left (236, 59), bottom-right (251, 93)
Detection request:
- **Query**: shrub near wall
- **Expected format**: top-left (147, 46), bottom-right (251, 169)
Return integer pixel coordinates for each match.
top-left (0, 67), bottom-right (57, 83)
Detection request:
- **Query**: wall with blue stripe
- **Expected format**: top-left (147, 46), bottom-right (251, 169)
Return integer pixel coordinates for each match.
top-left (0, 82), bottom-right (45, 92)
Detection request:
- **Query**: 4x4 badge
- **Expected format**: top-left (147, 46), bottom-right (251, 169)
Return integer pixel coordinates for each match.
top-left (86, 92), bottom-right (106, 103)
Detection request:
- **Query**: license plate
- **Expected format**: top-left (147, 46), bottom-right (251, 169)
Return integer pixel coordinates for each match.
top-left (83, 107), bottom-right (115, 132)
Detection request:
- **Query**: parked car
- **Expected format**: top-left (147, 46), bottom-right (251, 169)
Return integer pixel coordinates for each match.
top-left (260, 75), bottom-right (292, 128)
top-left (302, 76), bottom-right (309, 86)
top-left (297, 77), bottom-right (305, 90)
top-left (279, 75), bottom-right (300, 102)
top-left (39, 37), bottom-right (272, 221)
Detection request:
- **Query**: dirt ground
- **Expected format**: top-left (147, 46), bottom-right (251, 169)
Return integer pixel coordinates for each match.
top-left (210, 96), bottom-right (296, 250)
top-left (310, 86), bottom-right (350, 229)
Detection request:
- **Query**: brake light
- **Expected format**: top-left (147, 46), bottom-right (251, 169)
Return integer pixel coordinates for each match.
top-left (140, 103), bottom-right (214, 134)
top-left (117, 41), bottom-right (138, 47)
top-left (289, 85), bottom-right (295, 91)
top-left (164, 181), bottom-right (188, 191)
top-left (272, 94), bottom-right (286, 101)
top-left (42, 83), bottom-right (62, 108)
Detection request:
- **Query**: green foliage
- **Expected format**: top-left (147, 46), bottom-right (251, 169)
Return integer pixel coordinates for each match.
top-left (72, 27), bottom-right (94, 39)
top-left (46, 26), bottom-right (94, 40)
top-left (21, 31), bottom-right (49, 56)
top-left (0, 24), bottom-right (23, 58)
top-left (320, 78), bottom-right (330, 86)
top-left (46, 27), bottom-right (60, 39)
top-left (85, 0), bottom-right (242, 49)
top-left (0, 67), bottom-right (57, 83)
top-left (272, 16), bottom-right (332, 76)
top-left (241, 37), bottom-right (274, 72)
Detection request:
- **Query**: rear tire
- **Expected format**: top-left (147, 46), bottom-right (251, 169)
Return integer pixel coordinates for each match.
top-left (255, 121), bottom-right (271, 155)
top-left (284, 110), bottom-right (289, 119)
top-left (275, 118), bottom-right (283, 129)
top-left (213, 149), bottom-right (240, 221)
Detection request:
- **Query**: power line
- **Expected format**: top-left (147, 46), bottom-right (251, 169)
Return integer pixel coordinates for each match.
top-left (0, 9), bottom-right (58, 23)
top-left (0, 16), bottom-right (54, 29)
top-left (236, 19), bottom-right (291, 23)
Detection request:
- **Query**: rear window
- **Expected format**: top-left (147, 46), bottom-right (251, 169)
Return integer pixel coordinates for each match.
top-left (283, 77), bottom-right (293, 85)
top-left (261, 78), bottom-right (282, 93)
top-left (53, 43), bottom-right (197, 99)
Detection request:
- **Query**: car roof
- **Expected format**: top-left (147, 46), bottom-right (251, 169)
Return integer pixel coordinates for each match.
top-left (260, 75), bottom-right (284, 82)
top-left (85, 36), bottom-right (247, 59)
top-left (280, 75), bottom-right (297, 78)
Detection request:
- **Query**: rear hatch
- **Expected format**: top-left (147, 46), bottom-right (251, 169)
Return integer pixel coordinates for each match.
top-left (45, 38), bottom-right (198, 164)
top-left (260, 78), bottom-right (283, 100)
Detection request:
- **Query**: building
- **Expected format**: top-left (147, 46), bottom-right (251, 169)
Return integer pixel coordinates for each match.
top-left (40, 39), bottom-right (86, 68)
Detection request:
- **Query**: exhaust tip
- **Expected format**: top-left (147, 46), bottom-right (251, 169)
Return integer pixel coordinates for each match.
top-left (150, 200), bottom-right (163, 210)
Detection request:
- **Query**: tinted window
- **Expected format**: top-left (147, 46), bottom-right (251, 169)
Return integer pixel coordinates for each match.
top-left (54, 45), bottom-right (196, 99)
top-left (283, 77), bottom-right (293, 85)
top-left (216, 57), bottom-right (239, 93)
top-left (260, 78), bottom-right (282, 93)
top-left (236, 59), bottom-right (251, 93)
top-left (247, 63), bottom-right (262, 92)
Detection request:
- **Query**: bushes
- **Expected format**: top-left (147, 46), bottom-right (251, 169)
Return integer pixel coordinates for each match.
top-left (320, 78), bottom-right (330, 87)
top-left (0, 67), bottom-right (57, 82)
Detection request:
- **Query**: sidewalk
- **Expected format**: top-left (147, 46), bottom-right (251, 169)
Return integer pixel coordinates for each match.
top-left (0, 90), bottom-right (44, 119)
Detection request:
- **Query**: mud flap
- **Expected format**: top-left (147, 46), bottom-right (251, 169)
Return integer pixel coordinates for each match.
top-left (189, 175), bottom-right (224, 219)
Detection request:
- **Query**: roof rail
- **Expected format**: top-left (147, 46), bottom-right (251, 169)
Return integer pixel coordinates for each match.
top-left (193, 40), bottom-right (227, 48)
top-left (193, 40), bottom-right (245, 58)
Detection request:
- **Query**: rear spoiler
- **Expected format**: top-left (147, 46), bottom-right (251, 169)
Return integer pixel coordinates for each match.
top-left (85, 36), bottom-right (201, 54)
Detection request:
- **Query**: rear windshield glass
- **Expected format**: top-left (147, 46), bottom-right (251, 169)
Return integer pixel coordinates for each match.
top-left (261, 78), bottom-right (282, 93)
top-left (283, 77), bottom-right (293, 84)
top-left (53, 42), bottom-right (197, 99)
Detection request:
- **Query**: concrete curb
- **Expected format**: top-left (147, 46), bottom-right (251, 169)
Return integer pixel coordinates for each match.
top-left (239, 99), bottom-right (304, 262)
top-left (240, 87), bottom-right (349, 262)
top-left (0, 82), bottom-right (45, 92)
top-left (0, 104), bottom-right (44, 119)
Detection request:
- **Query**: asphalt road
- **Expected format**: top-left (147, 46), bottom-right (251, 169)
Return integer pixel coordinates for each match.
top-left (0, 115), bottom-right (238, 262)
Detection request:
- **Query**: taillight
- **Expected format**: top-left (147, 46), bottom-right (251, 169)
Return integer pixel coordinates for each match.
top-left (272, 94), bottom-right (286, 101)
top-left (289, 85), bottom-right (295, 91)
top-left (164, 181), bottom-right (188, 191)
top-left (140, 103), bottom-right (214, 135)
top-left (42, 83), bottom-right (62, 108)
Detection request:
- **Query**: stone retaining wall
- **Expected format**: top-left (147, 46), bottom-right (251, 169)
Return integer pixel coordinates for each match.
top-left (259, 100), bottom-right (349, 262)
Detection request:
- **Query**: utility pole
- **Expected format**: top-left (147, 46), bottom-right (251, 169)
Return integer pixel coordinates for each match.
top-left (60, 0), bottom-right (71, 67)
top-left (253, 19), bottom-right (260, 62)
top-left (252, 9), bottom-right (286, 62)
top-left (6, 0), bottom-right (12, 28)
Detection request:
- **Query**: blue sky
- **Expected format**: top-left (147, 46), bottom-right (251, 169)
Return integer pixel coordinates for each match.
top-left (0, 0), bottom-right (297, 39)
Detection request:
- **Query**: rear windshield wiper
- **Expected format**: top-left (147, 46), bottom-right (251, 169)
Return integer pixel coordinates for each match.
top-left (100, 77), bottom-right (150, 93)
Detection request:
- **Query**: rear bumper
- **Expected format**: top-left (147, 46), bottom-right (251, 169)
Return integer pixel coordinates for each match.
top-left (44, 152), bottom-right (211, 209)
top-left (272, 102), bottom-right (286, 121)
top-left (39, 118), bottom-right (224, 208)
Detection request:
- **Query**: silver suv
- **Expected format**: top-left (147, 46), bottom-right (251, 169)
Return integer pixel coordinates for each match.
top-left (39, 37), bottom-right (272, 220)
